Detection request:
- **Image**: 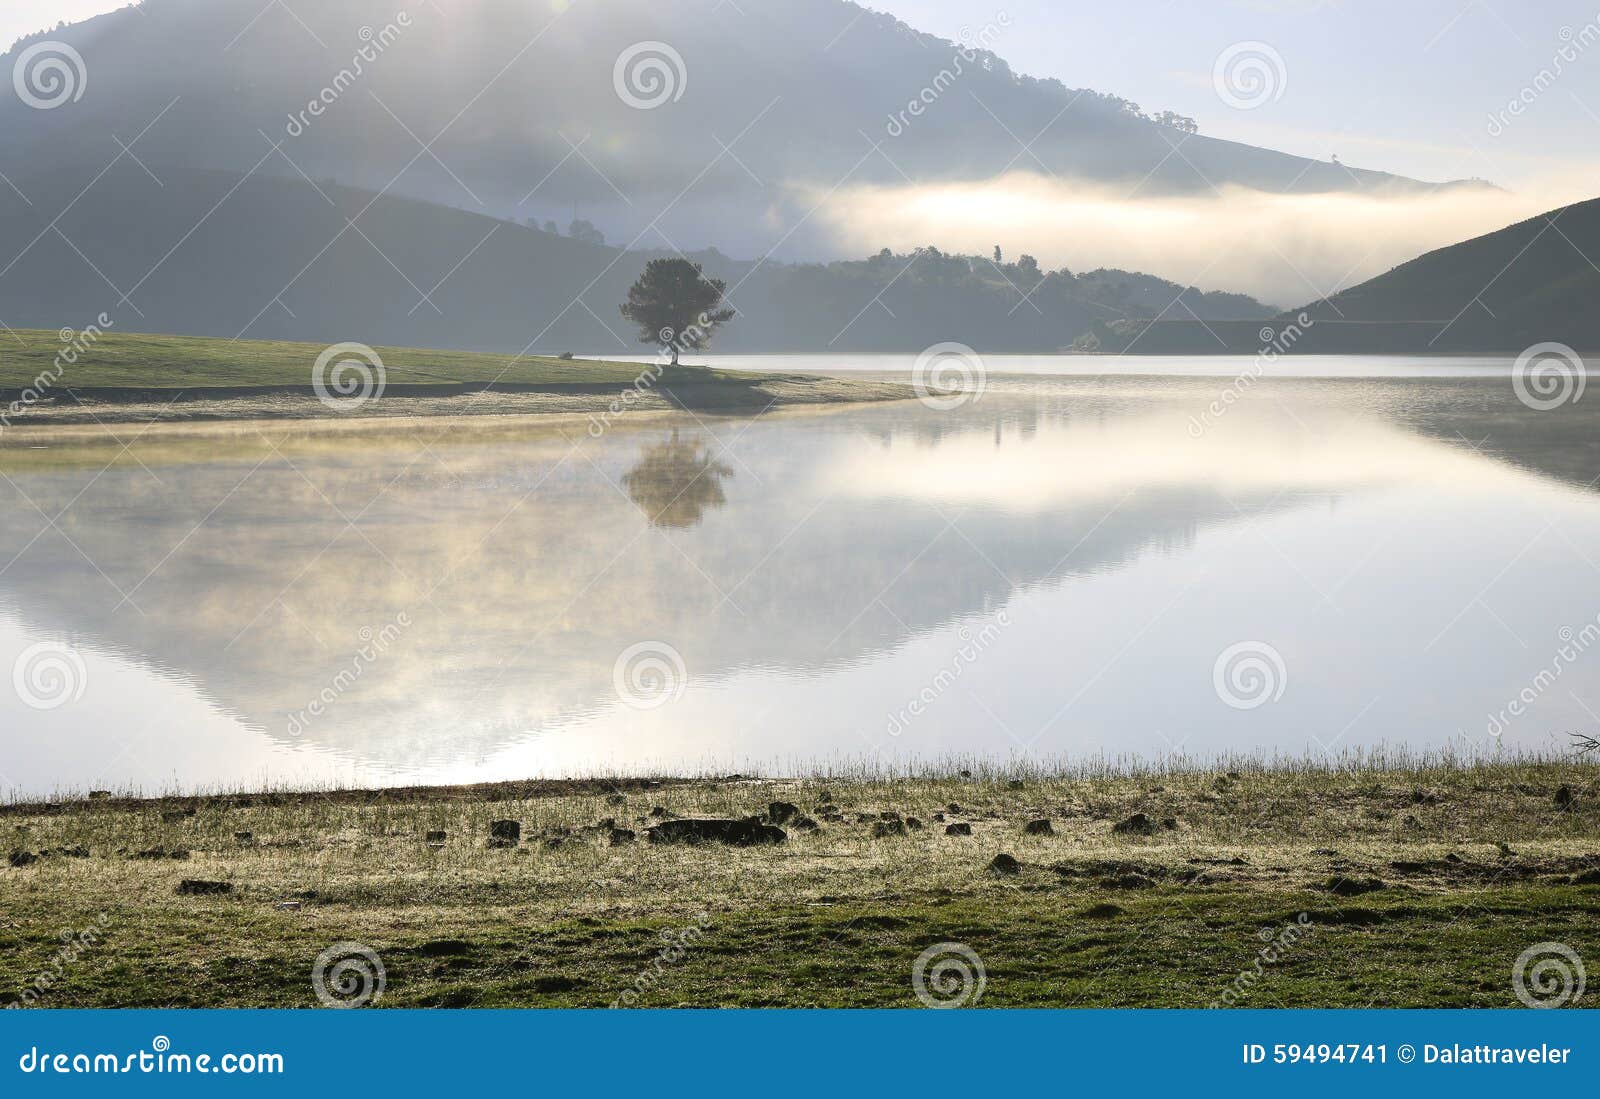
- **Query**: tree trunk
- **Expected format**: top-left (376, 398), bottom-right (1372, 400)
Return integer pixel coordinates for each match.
top-left (669, 344), bottom-right (679, 366)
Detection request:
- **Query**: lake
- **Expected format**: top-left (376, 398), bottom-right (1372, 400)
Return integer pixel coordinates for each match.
top-left (2, 356), bottom-right (1598, 798)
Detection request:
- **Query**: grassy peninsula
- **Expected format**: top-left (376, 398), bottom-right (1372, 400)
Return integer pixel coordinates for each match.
top-left (0, 328), bottom-right (909, 429)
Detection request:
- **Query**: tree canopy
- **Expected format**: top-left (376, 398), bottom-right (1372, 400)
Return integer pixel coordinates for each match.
top-left (619, 258), bottom-right (735, 364)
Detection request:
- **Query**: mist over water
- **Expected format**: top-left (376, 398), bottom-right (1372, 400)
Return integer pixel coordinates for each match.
top-left (3, 364), bottom-right (1596, 798)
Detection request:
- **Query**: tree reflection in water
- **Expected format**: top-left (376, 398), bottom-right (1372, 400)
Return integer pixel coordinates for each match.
top-left (622, 430), bottom-right (734, 528)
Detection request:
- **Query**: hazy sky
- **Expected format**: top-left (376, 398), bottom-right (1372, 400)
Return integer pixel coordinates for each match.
top-left (873, 0), bottom-right (1600, 190)
top-left (6, 0), bottom-right (1599, 191)
top-left (2, 1), bottom-right (128, 53)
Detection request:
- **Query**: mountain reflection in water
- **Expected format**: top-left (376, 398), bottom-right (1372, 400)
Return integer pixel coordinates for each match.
top-left (1, 371), bottom-right (1597, 796)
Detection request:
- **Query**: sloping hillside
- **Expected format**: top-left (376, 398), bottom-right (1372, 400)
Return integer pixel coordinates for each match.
top-left (1297, 196), bottom-right (1600, 348)
top-left (1089, 196), bottom-right (1600, 354)
top-left (0, 160), bottom-right (1266, 353)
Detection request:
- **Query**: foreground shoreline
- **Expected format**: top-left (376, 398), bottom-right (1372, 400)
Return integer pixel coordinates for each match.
top-left (0, 327), bottom-right (914, 433)
top-left (3, 760), bottom-right (1596, 1008)
top-left (0, 373), bottom-right (914, 431)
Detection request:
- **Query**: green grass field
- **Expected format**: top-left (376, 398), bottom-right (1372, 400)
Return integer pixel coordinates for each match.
top-left (1, 327), bottom-right (761, 391)
top-left (3, 758), bottom-right (1596, 1008)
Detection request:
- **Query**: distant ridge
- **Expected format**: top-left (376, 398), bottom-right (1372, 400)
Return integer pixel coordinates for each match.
top-left (1295, 195), bottom-right (1600, 349)
top-left (1097, 196), bottom-right (1600, 354)
top-left (0, 162), bottom-right (1268, 354)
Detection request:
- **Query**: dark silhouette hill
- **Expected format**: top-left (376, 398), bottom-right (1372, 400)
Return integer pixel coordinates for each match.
top-left (1083, 196), bottom-right (1600, 354)
top-left (1293, 195), bottom-right (1600, 349)
top-left (0, 159), bottom-right (1267, 353)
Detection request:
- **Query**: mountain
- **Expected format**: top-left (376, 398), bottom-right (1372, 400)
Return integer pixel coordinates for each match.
top-left (1089, 196), bottom-right (1600, 354)
top-left (0, 0), bottom-right (1483, 266)
top-left (0, 158), bottom-right (1267, 353)
top-left (1294, 195), bottom-right (1600, 349)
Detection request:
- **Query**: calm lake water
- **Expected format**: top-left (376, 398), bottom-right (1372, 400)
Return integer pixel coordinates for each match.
top-left (3, 357), bottom-right (1598, 797)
